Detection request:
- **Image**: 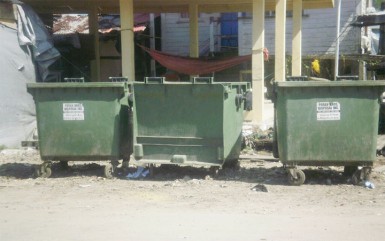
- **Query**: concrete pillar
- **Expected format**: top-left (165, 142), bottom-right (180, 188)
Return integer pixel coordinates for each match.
top-left (251, 0), bottom-right (265, 123)
top-left (292, 0), bottom-right (302, 76)
top-left (188, 4), bottom-right (199, 79)
top-left (119, 0), bottom-right (135, 80)
top-left (275, 0), bottom-right (287, 81)
top-left (189, 3), bottom-right (199, 59)
top-left (89, 6), bottom-right (100, 81)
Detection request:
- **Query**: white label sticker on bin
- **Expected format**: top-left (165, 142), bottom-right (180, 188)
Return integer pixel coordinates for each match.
top-left (316, 102), bottom-right (340, 121)
top-left (63, 103), bottom-right (85, 120)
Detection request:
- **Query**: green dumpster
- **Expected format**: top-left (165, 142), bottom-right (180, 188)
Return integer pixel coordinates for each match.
top-left (274, 80), bottom-right (385, 185)
top-left (132, 77), bottom-right (250, 168)
top-left (27, 82), bottom-right (132, 178)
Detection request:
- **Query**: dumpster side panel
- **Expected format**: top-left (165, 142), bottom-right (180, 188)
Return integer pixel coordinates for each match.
top-left (222, 84), bottom-right (244, 162)
top-left (29, 84), bottom-right (128, 160)
top-left (276, 83), bottom-right (382, 165)
top-left (133, 83), bottom-right (225, 165)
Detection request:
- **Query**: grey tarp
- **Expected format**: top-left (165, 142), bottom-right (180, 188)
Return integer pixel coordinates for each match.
top-left (15, 2), bottom-right (61, 81)
top-left (0, 1), bottom-right (60, 148)
top-left (0, 24), bottom-right (36, 148)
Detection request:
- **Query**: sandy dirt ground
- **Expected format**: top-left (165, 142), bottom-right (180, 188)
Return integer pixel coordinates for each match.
top-left (1, 148), bottom-right (385, 241)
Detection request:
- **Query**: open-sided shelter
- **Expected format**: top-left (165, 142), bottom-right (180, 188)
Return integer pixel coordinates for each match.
top-left (22, 0), bottom-right (335, 123)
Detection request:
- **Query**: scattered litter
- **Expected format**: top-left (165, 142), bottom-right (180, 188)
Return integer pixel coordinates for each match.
top-left (79, 184), bottom-right (91, 188)
top-left (364, 181), bottom-right (375, 189)
top-left (126, 166), bottom-right (150, 179)
top-left (242, 124), bottom-right (274, 152)
top-left (251, 184), bottom-right (268, 192)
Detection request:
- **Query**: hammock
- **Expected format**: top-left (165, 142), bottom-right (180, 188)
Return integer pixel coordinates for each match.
top-left (139, 45), bottom-right (268, 75)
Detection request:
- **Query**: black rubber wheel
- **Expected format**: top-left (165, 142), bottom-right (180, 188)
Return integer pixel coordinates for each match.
top-left (42, 166), bottom-right (52, 178)
top-left (121, 160), bottom-right (130, 169)
top-left (39, 163), bottom-right (52, 178)
top-left (351, 170), bottom-right (361, 185)
top-left (350, 168), bottom-right (371, 185)
top-left (34, 166), bottom-right (42, 178)
top-left (287, 169), bottom-right (306, 186)
top-left (104, 164), bottom-right (114, 179)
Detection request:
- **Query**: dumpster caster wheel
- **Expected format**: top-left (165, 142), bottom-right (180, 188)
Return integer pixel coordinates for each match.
top-left (111, 159), bottom-right (119, 168)
top-left (351, 167), bottom-right (372, 185)
top-left (34, 166), bottom-right (41, 178)
top-left (121, 160), bottom-right (130, 175)
top-left (351, 171), bottom-right (360, 185)
top-left (121, 159), bottom-right (130, 169)
top-left (104, 164), bottom-right (114, 179)
top-left (287, 169), bottom-right (305, 186)
top-left (35, 162), bottom-right (52, 178)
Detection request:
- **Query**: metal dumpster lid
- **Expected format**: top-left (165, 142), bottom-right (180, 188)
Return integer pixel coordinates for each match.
top-left (275, 80), bottom-right (385, 88)
top-left (27, 82), bottom-right (128, 91)
top-left (133, 81), bottom-right (250, 87)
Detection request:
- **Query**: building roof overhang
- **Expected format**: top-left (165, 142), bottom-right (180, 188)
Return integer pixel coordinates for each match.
top-left (21, 0), bottom-right (335, 14)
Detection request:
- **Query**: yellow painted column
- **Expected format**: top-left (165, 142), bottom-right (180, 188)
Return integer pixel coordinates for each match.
top-left (275, 0), bottom-right (287, 81)
top-left (292, 0), bottom-right (302, 76)
top-left (189, 4), bottom-right (199, 59)
top-left (89, 6), bottom-right (100, 81)
top-left (119, 0), bottom-right (135, 80)
top-left (251, 0), bottom-right (265, 123)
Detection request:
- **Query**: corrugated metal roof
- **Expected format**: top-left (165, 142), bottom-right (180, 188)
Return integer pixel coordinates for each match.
top-left (53, 14), bottom-right (148, 34)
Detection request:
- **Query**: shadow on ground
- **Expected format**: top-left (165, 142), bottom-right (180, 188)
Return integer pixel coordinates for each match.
top-left (0, 162), bottom-right (109, 179)
top-left (0, 160), bottom-right (354, 186)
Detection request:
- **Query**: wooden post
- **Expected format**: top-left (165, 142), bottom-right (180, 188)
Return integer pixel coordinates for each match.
top-left (189, 3), bottom-right (199, 79)
top-left (119, 0), bottom-right (135, 80)
top-left (189, 3), bottom-right (199, 58)
top-left (275, 0), bottom-right (287, 81)
top-left (251, 0), bottom-right (265, 123)
top-left (150, 13), bottom-right (156, 76)
top-left (292, 0), bottom-right (302, 76)
top-left (89, 6), bottom-right (100, 81)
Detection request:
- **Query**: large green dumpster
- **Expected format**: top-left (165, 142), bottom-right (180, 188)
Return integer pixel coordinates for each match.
top-left (274, 81), bottom-right (385, 185)
top-left (27, 82), bottom-right (132, 178)
top-left (132, 77), bottom-right (249, 167)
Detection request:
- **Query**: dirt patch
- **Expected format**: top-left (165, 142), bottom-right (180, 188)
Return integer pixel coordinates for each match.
top-left (1, 149), bottom-right (385, 241)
